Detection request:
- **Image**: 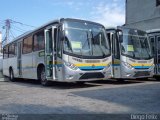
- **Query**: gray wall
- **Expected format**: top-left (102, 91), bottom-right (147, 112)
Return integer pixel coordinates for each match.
top-left (125, 0), bottom-right (160, 31)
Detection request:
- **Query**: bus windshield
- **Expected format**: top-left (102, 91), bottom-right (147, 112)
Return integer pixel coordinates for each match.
top-left (120, 29), bottom-right (153, 60)
top-left (63, 21), bottom-right (110, 58)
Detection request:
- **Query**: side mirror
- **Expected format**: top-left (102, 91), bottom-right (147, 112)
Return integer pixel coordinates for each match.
top-left (119, 34), bottom-right (123, 43)
top-left (117, 31), bottom-right (123, 43)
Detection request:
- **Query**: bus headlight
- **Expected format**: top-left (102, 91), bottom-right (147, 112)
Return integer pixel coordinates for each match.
top-left (122, 61), bottom-right (134, 70)
top-left (64, 62), bottom-right (78, 70)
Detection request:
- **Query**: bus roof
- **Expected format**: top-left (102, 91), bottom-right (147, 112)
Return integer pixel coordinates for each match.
top-left (5, 19), bottom-right (60, 45)
top-left (146, 29), bottom-right (160, 34)
top-left (4, 18), bottom-right (104, 46)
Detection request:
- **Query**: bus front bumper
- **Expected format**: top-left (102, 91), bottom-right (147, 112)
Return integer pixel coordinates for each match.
top-left (121, 67), bottom-right (154, 79)
top-left (62, 65), bottom-right (112, 82)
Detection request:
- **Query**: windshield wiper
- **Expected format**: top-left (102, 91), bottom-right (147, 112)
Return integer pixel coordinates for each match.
top-left (140, 38), bottom-right (151, 59)
top-left (90, 31), bottom-right (106, 58)
top-left (81, 31), bottom-right (92, 56)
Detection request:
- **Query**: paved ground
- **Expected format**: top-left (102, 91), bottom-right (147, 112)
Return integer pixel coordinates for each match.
top-left (0, 78), bottom-right (160, 114)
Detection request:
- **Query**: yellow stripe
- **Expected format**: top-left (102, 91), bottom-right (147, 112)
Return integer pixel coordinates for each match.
top-left (131, 63), bottom-right (153, 66)
top-left (75, 63), bottom-right (110, 67)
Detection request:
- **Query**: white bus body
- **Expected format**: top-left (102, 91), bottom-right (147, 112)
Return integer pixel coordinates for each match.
top-left (3, 18), bottom-right (112, 85)
top-left (106, 27), bottom-right (154, 79)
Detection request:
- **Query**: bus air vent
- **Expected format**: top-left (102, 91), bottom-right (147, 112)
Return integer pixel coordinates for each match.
top-left (134, 71), bottom-right (150, 77)
top-left (79, 72), bottom-right (104, 79)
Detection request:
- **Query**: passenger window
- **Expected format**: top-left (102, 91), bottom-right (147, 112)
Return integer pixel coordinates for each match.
top-left (14, 43), bottom-right (17, 55)
top-left (57, 27), bottom-right (62, 58)
top-left (27, 36), bottom-right (32, 53)
top-left (46, 29), bottom-right (53, 53)
top-left (23, 35), bottom-right (33, 54)
top-left (33, 31), bottom-right (45, 51)
top-left (158, 37), bottom-right (160, 54)
top-left (23, 38), bottom-right (28, 54)
top-left (3, 46), bottom-right (8, 59)
top-left (9, 43), bottom-right (16, 58)
top-left (54, 28), bottom-right (57, 52)
top-left (150, 37), bottom-right (155, 55)
top-left (113, 33), bottom-right (120, 59)
top-left (156, 0), bottom-right (160, 6)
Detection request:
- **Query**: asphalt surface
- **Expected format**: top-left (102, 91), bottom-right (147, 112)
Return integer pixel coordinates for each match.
top-left (0, 78), bottom-right (160, 114)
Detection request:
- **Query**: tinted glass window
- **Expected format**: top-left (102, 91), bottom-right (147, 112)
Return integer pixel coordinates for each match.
top-left (27, 36), bottom-right (32, 53)
top-left (150, 37), bottom-right (155, 55)
top-left (33, 31), bottom-right (44, 51)
top-left (156, 0), bottom-right (160, 6)
top-left (3, 46), bottom-right (8, 59)
top-left (23, 35), bottom-right (33, 54)
top-left (63, 21), bottom-right (110, 58)
top-left (57, 28), bottom-right (62, 58)
top-left (9, 43), bottom-right (16, 58)
top-left (158, 37), bottom-right (160, 54)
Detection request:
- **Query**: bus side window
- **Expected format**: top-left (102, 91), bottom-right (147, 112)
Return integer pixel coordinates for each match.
top-left (33, 31), bottom-right (45, 51)
top-left (3, 46), bottom-right (8, 59)
top-left (114, 33), bottom-right (120, 59)
top-left (54, 28), bottom-right (57, 52)
top-left (150, 37), bottom-right (155, 56)
top-left (22, 35), bottom-right (32, 54)
top-left (8, 43), bottom-right (17, 58)
top-left (107, 33), bottom-right (111, 47)
top-left (14, 43), bottom-right (17, 55)
top-left (57, 27), bottom-right (62, 58)
top-left (158, 37), bottom-right (160, 54)
top-left (9, 44), bottom-right (13, 58)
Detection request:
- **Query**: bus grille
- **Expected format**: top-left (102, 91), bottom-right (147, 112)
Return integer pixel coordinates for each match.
top-left (134, 71), bottom-right (150, 77)
top-left (79, 72), bottom-right (104, 79)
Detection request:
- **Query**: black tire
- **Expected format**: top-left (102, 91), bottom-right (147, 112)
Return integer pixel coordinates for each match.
top-left (154, 76), bottom-right (160, 81)
top-left (117, 78), bottom-right (125, 83)
top-left (76, 81), bottom-right (85, 85)
top-left (9, 69), bottom-right (15, 82)
top-left (39, 67), bottom-right (51, 86)
top-left (136, 78), bottom-right (147, 81)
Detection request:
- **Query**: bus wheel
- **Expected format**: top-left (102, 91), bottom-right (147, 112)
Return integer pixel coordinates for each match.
top-left (76, 81), bottom-right (85, 85)
top-left (9, 69), bottom-right (15, 82)
top-left (154, 76), bottom-right (160, 81)
top-left (117, 78), bottom-right (125, 83)
top-left (39, 67), bottom-right (51, 86)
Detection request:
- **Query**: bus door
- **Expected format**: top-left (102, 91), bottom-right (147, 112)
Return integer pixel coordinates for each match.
top-left (112, 32), bottom-right (121, 78)
top-left (44, 27), bottom-right (53, 79)
top-left (17, 42), bottom-right (22, 76)
top-left (55, 26), bottom-right (63, 81)
top-left (113, 33), bottom-right (121, 78)
top-left (150, 37), bottom-right (157, 74)
top-left (156, 36), bottom-right (160, 74)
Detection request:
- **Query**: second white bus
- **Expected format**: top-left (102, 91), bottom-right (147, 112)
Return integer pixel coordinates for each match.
top-left (106, 26), bottom-right (154, 80)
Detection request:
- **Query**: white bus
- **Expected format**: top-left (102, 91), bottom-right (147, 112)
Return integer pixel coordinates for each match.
top-left (147, 29), bottom-right (160, 80)
top-left (3, 18), bottom-right (112, 86)
top-left (106, 26), bottom-right (154, 80)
